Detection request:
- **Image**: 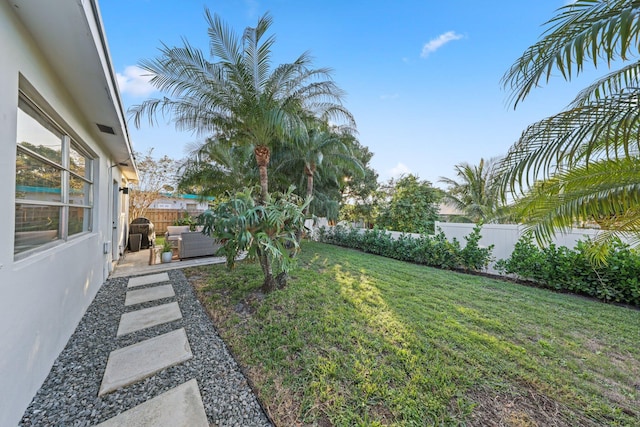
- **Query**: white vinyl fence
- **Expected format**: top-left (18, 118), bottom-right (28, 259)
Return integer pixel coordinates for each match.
top-left (316, 219), bottom-right (627, 274)
top-left (434, 222), bottom-right (628, 273)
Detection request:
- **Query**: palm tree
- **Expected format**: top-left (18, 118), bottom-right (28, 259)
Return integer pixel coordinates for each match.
top-left (500, 0), bottom-right (640, 249)
top-left (176, 139), bottom-right (257, 197)
top-left (130, 10), bottom-right (355, 203)
top-left (130, 10), bottom-right (354, 291)
top-left (439, 157), bottom-right (503, 223)
top-left (272, 125), bottom-right (363, 215)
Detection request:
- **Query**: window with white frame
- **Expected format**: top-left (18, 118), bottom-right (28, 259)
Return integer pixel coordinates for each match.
top-left (15, 93), bottom-right (94, 256)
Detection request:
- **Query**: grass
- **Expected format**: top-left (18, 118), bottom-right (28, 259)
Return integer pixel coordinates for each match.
top-left (185, 241), bottom-right (640, 426)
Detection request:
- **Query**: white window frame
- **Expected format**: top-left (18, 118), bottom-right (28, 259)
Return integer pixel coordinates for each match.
top-left (15, 91), bottom-right (95, 258)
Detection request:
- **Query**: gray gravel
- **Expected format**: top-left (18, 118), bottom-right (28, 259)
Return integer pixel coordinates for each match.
top-left (19, 269), bottom-right (272, 427)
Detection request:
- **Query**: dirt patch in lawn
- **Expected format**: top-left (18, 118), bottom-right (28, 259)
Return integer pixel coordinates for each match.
top-left (462, 385), bottom-right (600, 427)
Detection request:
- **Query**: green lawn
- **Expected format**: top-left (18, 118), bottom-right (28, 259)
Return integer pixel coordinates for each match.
top-left (185, 241), bottom-right (640, 426)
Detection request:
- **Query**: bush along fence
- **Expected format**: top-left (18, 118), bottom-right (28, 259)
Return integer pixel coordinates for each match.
top-left (495, 236), bottom-right (640, 307)
top-left (316, 224), bottom-right (494, 272)
top-left (316, 224), bottom-right (640, 307)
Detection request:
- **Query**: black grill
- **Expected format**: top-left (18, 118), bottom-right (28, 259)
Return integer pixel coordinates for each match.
top-left (129, 217), bottom-right (156, 250)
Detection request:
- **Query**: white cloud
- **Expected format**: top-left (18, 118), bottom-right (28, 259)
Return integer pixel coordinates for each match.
top-left (421, 31), bottom-right (464, 58)
top-left (389, 162), bottom-right (412, 178)
top-left (116, 65), bottom-right (156, 97)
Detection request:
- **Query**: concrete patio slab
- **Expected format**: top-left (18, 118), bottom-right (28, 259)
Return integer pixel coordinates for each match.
top-left (110, 247), bottom-right (245, 279)
top-left (124, 285), bottom-right (175, 306)
top-left (99, 328), bottom-right (192, 396)
top-left (127, 272), bottom-right (170, 288)
top-left (117, 302), bottom-right (183, 337)
top-left (95, 379), bottom-right (208, 427)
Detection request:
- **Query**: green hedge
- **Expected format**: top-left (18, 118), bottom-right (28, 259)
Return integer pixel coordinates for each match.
top-left (316, 224), bottom-right (494, 272)
top-left (495, 236), bottom-right (640, 306)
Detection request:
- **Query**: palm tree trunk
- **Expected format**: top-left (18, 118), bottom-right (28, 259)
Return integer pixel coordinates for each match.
top-left (254, 145), bottom-right (270, 203)
top-left (253, 145), bottom-right (276, 291)
top-left (304, 163), bottom-right (315, 216)
top-left (257, 247), bottom-right (276, 292)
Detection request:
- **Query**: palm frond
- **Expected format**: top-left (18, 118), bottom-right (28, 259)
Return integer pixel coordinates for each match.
top-left (503, 0), bottom-right (640, 107)
top-left (570, 60), bottom-right (640, 106)
top-left (512, 157), bottom-right (640, 245)
top-left (499, 90), bottom-right (640, 195)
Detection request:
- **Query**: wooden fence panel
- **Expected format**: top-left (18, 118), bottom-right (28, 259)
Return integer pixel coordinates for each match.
top-left (137, 209), bottom-right (203, 235)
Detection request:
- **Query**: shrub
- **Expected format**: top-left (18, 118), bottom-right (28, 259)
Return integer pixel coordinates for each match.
top-left (496, 235), bottom-right (640, 306)
top-left (317, 224), bottom-right (493, 272)
top-left (460, 224), bottom-right (495, 271)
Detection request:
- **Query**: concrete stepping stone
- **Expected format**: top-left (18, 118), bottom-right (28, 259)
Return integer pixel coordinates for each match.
top-left (94, 379), bottom-right (208, 427)
top-left (99, 328), bottom-right (192, 396)
top-left (124, 284), bottom-right (174, 306)
top-left (128, 272), bottom-right (170, 288)
top-left (117, 302), bottom-right (183, 337)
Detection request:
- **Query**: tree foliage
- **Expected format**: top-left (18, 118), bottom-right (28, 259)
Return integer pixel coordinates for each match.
top-left (500, 0), bottom-right (640, 254)
top-left (177, 139), bottom-right (257, 198)
top-left (271, 125), bottom-right (364, 217)
top-left (339, 140), bottom-right (379, 226)
top-left (130, 10), bottom-right (354, 203)
top-left (130, 10), bottom-right (355, 290)
top-left (129, 149), bottom-right (179, 219)
top-left (377, 175), bottom-right (441, 234)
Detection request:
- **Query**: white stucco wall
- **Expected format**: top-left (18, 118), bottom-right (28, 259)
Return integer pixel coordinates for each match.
top-left (0, 3), bottom-right (130, 425)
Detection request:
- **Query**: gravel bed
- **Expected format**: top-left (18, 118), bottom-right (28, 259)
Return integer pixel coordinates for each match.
top-left (19, 269), bottom-right (272, 427)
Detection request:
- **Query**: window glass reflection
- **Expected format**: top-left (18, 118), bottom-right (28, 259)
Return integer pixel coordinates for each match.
top-left (69, 175), bottom-right (91, 206)
top-left (69, 144), bottom-right (88, 177)
top-left (15, 151), bottom-right (62, 202)
top-left (14, 204), bottom-right (60, 254)
top-left (17, 98), bottom-right (63, 164)
top-left (68, 206), bottom-right (91, 236)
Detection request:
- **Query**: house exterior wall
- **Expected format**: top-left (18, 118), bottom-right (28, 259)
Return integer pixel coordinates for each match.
top-left (0, 2), bottom-right (132, 425)
top-left (149, 196), bottom-right (211, 211)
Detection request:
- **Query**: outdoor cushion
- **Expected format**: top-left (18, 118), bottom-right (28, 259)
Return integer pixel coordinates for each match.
top-left (166, 226), bottom-right (190, 236)
top-left (165, 225), bottom-right (190, 242)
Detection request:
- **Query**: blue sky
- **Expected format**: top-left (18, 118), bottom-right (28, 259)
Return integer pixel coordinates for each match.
top-left (100, 0), bottom-right (600, 186)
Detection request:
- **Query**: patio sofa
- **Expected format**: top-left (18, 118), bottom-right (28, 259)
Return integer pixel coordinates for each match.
top-left (179, 230), bottom-right (222, 259)
top-left (165, 225), bottom-right (222, 259)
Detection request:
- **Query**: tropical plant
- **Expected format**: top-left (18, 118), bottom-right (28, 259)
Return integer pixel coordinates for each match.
top-left (438, 157), bottom-right (504, 223)
top-left (198, 187), bottom-right (309, 292)
top-left (500, 0), bottom-right (640, 253)
top-left (173, 211), bottom-right (198, 231)
top-left (130, 10), bottom-right (354, 203)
